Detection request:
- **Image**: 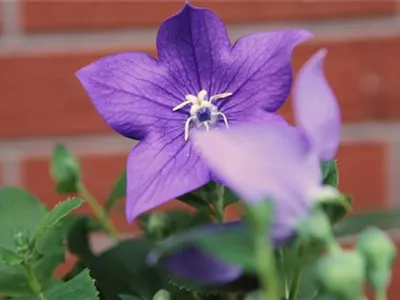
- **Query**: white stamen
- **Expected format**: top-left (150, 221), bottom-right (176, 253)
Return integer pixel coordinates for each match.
top-left (198, 90), bottom-right (208, 100)
top-left (185, 94), bottom-right (198, 102)
top-left (173, 90), bottom-right (233, 141)
top-left (209, 92), bottom-right (233, 103)
top-left (184, 116), bottom-right (196, 141)
top-left (172, 100), bottom-right (193, 111)
top-left (216, 112), bottom-right (230, 128)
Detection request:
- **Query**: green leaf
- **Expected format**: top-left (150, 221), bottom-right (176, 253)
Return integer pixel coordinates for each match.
top-left (153, 223), bottom-right (256, 272)
top-left (178, 182), bottom-right (239, 213)
top-left (0, 187), bottom-right (65, 297)
top-left (297, 266), bottom-right (320, 300)
top-left (178, 191), bottom-right (211, 211)
top-left (36, 198), bottom-right (83, 238)
top-left (321, 160), bottom-right (339, 188)
top-left (17, 270), bottom-right (99, 300)
top-left (105, 169), bottom-right (127, 213)
top-left (119, 295), bottom-right (146, 300)
top-left (51, 144), bottom-right (81, 193)
top-left (319, 195), bottom-right (352, 224)
top-left (195, 226), bottom-right (255, 271)
top-left (152, 289), bottom-right (170, 300)
top-left (223, 187), bottom-right (240, 208)
top-left (334, 210), bottom-right (400, 238)
top-left (279, 242), bottom-right (321, 300)
top-left (0, 247), bottom-right (22, 265)
top-left (66, 216), bottom-right (94, 260)
top-left (66, 233), bottom-right (165, 300)
top-left (138, 210), bottom-right (211, 239)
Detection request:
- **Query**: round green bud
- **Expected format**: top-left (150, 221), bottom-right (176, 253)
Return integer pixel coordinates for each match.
top-left (153, 289), bottom-right (171, 300)
top-left (356, 227), bottom-right (397, 291)
top-left (297, 209), bottom-right (333, 245)
top-left (146, 212), bottom-right (169, 238)
top-left (357, 227), bottom-right (396, 269)
top-left (13, 232), bottom-right (30, 256)
top-left (316, 251), bottom-right (366, 299)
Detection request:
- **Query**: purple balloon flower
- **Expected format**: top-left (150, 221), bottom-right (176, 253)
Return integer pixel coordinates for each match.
top-left (293, 49), bottom-right (341, 161)
top-left (154, 50), bottom-right (341, 285)
top-left (76, 3), bottom-right (312, 222)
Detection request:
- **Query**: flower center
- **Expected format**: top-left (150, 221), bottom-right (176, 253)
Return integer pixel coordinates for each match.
top-left (196, 107), bottom-right (213, 123)
top-left (172, 90), bottom-right (232, 141)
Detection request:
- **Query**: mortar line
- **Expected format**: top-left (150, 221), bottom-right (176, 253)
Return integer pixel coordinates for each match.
top-left (0, 122), bottom-right (396, 161)
top-left (1, 158), bottom-right (21, 186)
top-left (1, 14), bottom-right (400, 54)
top-left (1, 0), bottom-right (22, 38)
top-left (387, 142), bottom-right (400, 208)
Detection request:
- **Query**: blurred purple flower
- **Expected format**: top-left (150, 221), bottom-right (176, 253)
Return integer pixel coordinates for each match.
top-left (75, 3), bottom-right (312, 222)
top-left (155, 50), bottom-right (341, 285)
top-left (293, 49), bottom-right (341, 161)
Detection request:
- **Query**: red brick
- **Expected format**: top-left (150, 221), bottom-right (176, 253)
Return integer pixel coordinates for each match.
top-left (282, 37), bottom-right (400, 123)
top-left (0, 2), bottom-right (3, 35)
top-left (0, 50), bottom-right (116, 138)
top-left (21, 1), bottom-right (397, 33)
top-left (1, 36), bottom-right (400, 138)
top-left (337, 142), bottom-right (388, 212)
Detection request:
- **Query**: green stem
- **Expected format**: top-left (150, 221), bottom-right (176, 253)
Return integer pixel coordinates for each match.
top-left (78, 183), bottom-right (119, 241)
top-left (254, 228), bottom-right (279, 300)
top-left (288, 264), bottom-right (302, 300)
top-left (192, 292), bottom-right (202, 300)
top-left (288, 246), bottom-right (304, 300)
top-left (214, 184), bottom-right (225, 223)
top-left (326, 238), bottom-right (341, 254)
top-left (376, 289), bottom-right (387, 300)
top-left (23, 262), bottom-right (45, 299)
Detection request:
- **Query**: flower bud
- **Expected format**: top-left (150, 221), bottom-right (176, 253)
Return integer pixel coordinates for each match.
top-left (13, 232), bottom-right (30, 256)
top-left (316, 251), bottom-right (365, 299)
top-left (145, 213), bottom-right (169, 238)
top-left (357, 227), bottom-right (396, 269)
top-left (153, 289), bottom-right (171, 300)
top-left (297, 209), bottom-right (334, 246)
top-left (356, 227), bottom-right (397, 291)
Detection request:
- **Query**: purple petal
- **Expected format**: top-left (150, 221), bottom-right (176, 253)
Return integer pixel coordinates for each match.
top-left (126, 131), bottom-right (210, 222)
top-left (293, 49), bottom-right (341, 161)
top-left (156, 220), bottom-right (294, 285)
top-left (149, 222), bottom-right (244, 285)
top-left (157, 3), bottom-right (231, 95)
top-left (164, 245), bottom-right (242, 285)
top-left (194, 124), bottom-right (321, 239)
top-left (229, 111), bottom-right (287, 127)
top-left (195, 124), bottom-right (320, 203)
top-left (76, 52), bottom-right (187, 140)
top-left (218, 30), bottom-right (313, 119)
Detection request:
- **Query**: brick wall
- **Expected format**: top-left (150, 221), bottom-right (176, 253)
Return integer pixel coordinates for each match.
top-left (1, 0), bottom-right (400, 297)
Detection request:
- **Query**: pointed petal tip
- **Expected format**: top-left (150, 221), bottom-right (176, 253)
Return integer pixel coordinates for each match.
top-left (125, 204), bottom-right (137, 224)
top-left (305, 48), bottom-right (328, 72)
top-left (75, 67), bottom-right (86, 82)
top-left (293, 29), bottom-right (314, 45)
top-left (75, 61), bottom-right (97, 84)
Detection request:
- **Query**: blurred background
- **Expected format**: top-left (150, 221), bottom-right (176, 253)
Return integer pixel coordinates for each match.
top-left (0, 0), bottom-right (399, 298)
